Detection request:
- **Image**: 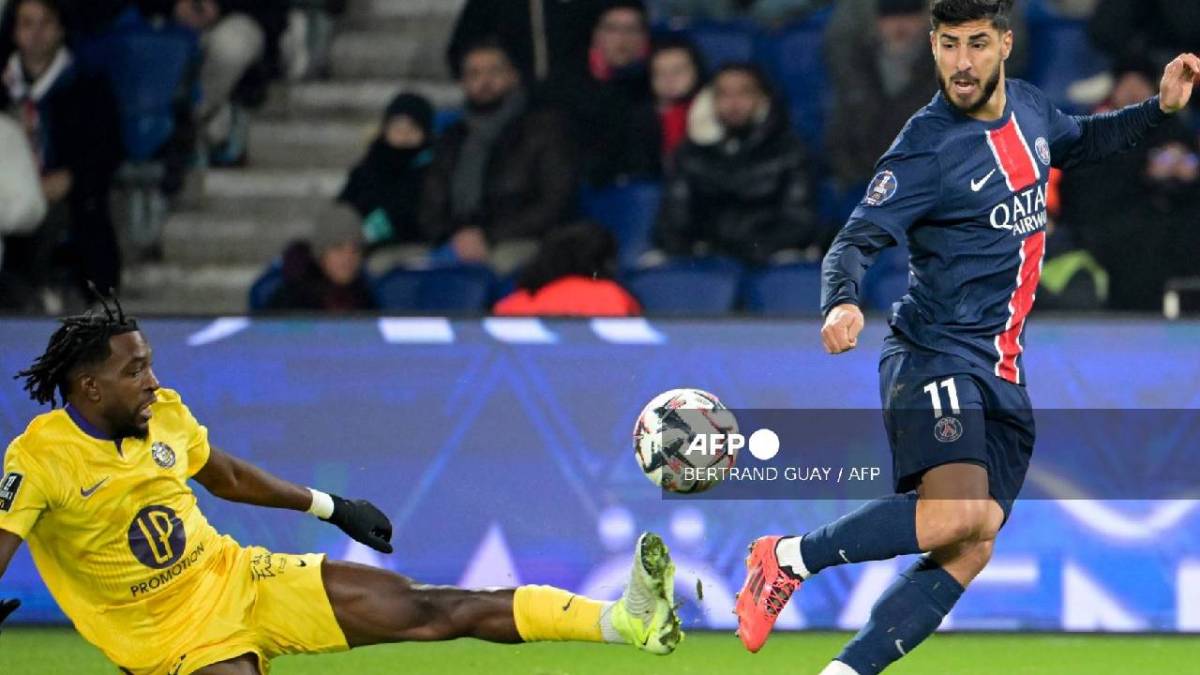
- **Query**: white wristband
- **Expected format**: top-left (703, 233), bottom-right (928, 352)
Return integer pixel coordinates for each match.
top-left (307, 488), bottom-right (335, 520)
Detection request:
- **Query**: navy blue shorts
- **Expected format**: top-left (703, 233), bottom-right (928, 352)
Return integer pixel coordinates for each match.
top-left (878, 346), bottom-right (1035, 522)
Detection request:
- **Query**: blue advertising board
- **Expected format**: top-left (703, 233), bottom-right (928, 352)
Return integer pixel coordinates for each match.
top-left (1, 317), bottom-right (1198, 632)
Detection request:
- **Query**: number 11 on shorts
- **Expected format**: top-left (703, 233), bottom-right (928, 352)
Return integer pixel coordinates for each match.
top-left (922, 378), bottom-right (960, 418)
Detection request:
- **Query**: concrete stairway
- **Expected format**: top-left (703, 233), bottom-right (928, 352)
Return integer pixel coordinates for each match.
top-left (121, 0), bottom-right (464, 315)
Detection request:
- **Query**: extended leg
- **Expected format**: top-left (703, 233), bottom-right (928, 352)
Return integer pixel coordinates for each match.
top-left (820, 465), bottom-right (1003, 675)
top-left (736, 463), bottom-right (1003, 655)
top-left (322, 560), bottom-right (522, 645)
top-left (322, 533), bottom-right (681, 653)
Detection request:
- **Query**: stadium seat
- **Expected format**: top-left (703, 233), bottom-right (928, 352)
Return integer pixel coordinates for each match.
top-left (623, 258), bottom-right (742, 316)
top-left (756, 8), bottom-right (833, 148)
top-left (682, 20), bottom-right (757, 69)
top-left (374, 265), bottom-right (495, 312)
top-left (1024, 5), bottom-right (1110, 113)
top-left (434, 108), bottom-right (463, 134)
top-left (741, 263), bottom-right (823, 315)
top-left (580, 181), bottom-right (664, 269)
top-left (248, 263), bottom-right (284, 312)
top-left (76, 8), bottom-right (200, 161)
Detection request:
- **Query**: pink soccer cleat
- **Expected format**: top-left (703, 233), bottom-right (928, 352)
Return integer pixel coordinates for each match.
top-left (734, 536), bottom-right (802, 653)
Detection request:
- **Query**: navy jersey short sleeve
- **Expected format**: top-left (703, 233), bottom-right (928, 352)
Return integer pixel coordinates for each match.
top-left (849, 150), bottom-right (942, 243)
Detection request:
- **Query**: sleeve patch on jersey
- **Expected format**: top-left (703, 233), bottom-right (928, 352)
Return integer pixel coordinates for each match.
top-left (0, 472), bottom-right (23, 511)
top-left (864, 170), bottom-right (899, 206)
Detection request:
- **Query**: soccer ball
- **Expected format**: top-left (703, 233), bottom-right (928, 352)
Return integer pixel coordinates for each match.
top-left (632, 388), bottom-right (739, 493)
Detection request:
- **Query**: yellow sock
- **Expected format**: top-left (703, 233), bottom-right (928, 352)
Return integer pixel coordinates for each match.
top-left (512, 585), bottom-right (607, 643)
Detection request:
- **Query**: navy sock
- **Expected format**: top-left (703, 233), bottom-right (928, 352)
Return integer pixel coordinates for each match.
top-left (836, 556), bottom-right (965, 675)
top-left (797, 492), bottom-right (920, 576)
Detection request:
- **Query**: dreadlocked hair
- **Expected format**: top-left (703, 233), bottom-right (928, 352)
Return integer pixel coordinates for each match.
top-left (16, 286), bottom-right (138, 408)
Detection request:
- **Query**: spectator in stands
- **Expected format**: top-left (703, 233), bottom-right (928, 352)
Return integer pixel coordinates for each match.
top-left (540, 0), bottom-right (659, 186)
top-left (265, 202), bottom-right (376, 313)
top-left (170, 0), bottom-right (287, 166)
top-left (657, 0), bottom-right (829, 26)
top-left (447, 0), bottom-right (610, 83)
top-left (826, 0), bottom-right (1029, 80)
top-left (493, 221), bottom-right (640, 316)
top-left (1089, 0), bottom-right (1200, 76)
top-left (1, 0), bottom-right (127, 58)
top-left (654, 63), bottom-right (818, 266)
top-left (420, 39), bottom-right (577, 275)
top-left (1059, 59), bottom-right (1200, 310)
top-left (0, 110), bottom-right (46, 310)
top-left (1, 0), bottom-right (122, 306)
top-left (339, 92), bottom-right (435, 270)
top-left (280, 0), bottom-right (345, 80)
top-left (646, 35), bottom-right (706, 169)
top-left (827, 0), bottom-right (936, 193)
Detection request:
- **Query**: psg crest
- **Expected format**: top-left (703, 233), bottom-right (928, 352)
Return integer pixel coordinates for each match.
top-left (933, 416), bottom-right (964, 443)
top-left (151, 442), bottom-right (177, 469)
top-left (1035, 137), bottom-right (1051, 166)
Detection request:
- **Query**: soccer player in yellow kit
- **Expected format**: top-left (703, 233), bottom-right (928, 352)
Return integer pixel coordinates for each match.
top-left (0, 300), bottom-right (682, 674)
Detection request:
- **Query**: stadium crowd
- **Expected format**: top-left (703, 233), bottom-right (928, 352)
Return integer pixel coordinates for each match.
top-left (0, 0), bottom-right (1197, 315)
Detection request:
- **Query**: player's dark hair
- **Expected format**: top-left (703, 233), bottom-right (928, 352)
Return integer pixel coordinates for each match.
top-left (16, 287), bottom-right (139, 407)
top-left (930, 0), bottom-right (1015, 32)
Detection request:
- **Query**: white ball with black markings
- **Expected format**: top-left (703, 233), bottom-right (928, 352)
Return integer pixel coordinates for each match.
top-left (632, 388), bottom-right (739, 493)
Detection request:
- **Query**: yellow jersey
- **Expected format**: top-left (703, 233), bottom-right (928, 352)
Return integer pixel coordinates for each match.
top-left (0, 387), bottom-right (242, 666)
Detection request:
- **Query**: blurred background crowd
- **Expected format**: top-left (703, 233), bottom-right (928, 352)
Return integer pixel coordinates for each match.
top-left (0, 0), bottom-right (1197, 317)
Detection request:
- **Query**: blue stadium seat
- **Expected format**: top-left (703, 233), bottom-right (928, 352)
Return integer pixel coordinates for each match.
top-left (623, 258), bottom-right (742, 316)
top-left (434, 108), bottom-right (463, 134)
top-left (1024, 5), bottom-right (1110, 113)
top-left (741, 263), bottom-right (822, 315)
top-left (76, 8), bottom-right (200, 161)
top-left (248, 263), bottom-right (284, 312)
top-left (682, 20), bottom-right (757, 69)
top-left (756, 8), bottom-right (833, 148)
top-left (374, 265), bottom-right (494, 312)
top-left (580, 181), bottom-right (663, 269)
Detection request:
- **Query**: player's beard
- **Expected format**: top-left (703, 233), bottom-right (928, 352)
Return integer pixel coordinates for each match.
top-left (111, 410), bottom-right (150, 440)
top-left (938, 61), bottom-right (1002, 115)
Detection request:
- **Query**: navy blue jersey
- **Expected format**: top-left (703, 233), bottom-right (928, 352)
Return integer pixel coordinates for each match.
top-left (827, 79), bottom-right (1167, 385)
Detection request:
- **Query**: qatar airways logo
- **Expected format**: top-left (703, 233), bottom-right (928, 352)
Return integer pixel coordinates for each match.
top-left (990, 183), bottom-right (1048, 236)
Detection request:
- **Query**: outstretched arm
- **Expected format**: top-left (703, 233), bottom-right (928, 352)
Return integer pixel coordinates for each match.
top-left (819, 218), bottom-right (897, 354)
top-left (1054, 53), bottom-right (1200, 169)
top-left (193, 445), bottom-right (311, 510)
top-left (0, 529), bottom-right (22, 633)
top-left (193, 446), bottom-right (394, 553)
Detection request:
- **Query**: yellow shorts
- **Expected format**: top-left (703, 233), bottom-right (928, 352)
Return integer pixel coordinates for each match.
top-left (124, 545), bottom-right (348, 675)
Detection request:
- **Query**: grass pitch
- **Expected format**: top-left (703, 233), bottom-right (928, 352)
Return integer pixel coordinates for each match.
top-left (4, 628), bottom-right (1198, 674)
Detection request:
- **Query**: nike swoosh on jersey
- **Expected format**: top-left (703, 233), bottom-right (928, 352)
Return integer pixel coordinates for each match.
top-left (970, 169), bottom-right (997, 192)
top-left (80, 477), bottom-right (110, 498)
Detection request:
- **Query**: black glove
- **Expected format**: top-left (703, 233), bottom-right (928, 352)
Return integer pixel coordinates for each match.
top-left (325, 495), bottom-right (393, 554)
top-left (0, 598), bottom-right (19, 634)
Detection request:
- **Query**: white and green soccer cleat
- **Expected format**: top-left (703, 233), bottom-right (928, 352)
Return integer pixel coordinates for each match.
top-left (607, 532), bottom-right (683, 655)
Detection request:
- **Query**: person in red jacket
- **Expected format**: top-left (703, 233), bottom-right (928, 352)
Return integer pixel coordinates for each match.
top-left (494, 221), bottom-right (640, 316)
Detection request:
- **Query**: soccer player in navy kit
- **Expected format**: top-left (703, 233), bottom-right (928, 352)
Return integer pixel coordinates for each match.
top-left (734, 1), bottom-right (1200, 672)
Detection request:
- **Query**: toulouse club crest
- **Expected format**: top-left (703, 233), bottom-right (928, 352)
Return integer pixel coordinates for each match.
top-left (151, 442), bottom-right (176, 469)
top-left (1035, 137), bottom-right (1051, 166)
